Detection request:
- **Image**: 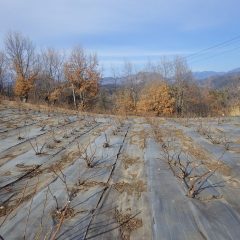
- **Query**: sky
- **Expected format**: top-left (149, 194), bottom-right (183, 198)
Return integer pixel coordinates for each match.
top-left (0, 0), bottom-right (240, 76)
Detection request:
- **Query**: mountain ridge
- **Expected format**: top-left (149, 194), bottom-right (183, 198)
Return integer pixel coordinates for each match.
top-left (101, 67), bottom-right (240, 89)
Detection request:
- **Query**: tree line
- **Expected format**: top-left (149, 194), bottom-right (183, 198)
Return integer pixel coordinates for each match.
top-left (0, 32), bottom-right (238, 117)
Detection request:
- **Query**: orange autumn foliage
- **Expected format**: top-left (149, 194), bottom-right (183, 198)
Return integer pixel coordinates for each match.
top-left (14, 74), bottom-right (36, 99)
top-left (115, 88), bottom-right (137, 114)
top-left (137, 82), bottom-right (175, 116)
top-left (64, 47), bottom-right (100, 109)
top-left (48, 86), bottom-right (63, 102)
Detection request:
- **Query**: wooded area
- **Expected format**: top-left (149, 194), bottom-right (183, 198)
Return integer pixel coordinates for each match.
top-left (0, 32), bottom-right (239, 117)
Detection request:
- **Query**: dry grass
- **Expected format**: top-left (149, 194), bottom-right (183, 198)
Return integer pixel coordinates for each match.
top-left (177, 131), bottom-right (232, 176)
top-left (129, 129), bottom-right (147, 150)
top-left (187, 145), bottom-right (230, 174)
top-left (0, 189), bottom-right (37, 219)
top-left (122, 156), bottom-right (141, 169)
top-left (78, 181), bottom-right (108, 191)
top-left (52, 207), bottom-right (75, 222)
top-left (0, 205), bottom-right (8, 218)
top-left (45, 151), bottom-right (79, 173)
top-left (0, 152), bottom-right (26, 164)
top-left (113, 180), bottom-right (146, 197)
top-left (114, 209), bottom-right (142, 240)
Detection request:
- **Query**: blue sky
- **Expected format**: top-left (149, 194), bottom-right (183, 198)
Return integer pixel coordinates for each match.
top-left (0, 0), bottom-right (240, 76)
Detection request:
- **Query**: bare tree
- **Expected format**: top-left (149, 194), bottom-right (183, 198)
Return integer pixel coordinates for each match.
top-left (0, 51), bottom-right (7, 95)
top-left (111, 64), bottom-right (120, 92)
top-left (172, 56), bottom-right (193, 116)
top-left (158, 57), bottom-right (174, 80)
top-left (37, 48), bottom-right (65, 101)
top-left (5, 32), bottom-right (39, 102)
top-left (42, 48), bottom-right (64, 82)
top-left (122, 62), bottom-right (139, 112)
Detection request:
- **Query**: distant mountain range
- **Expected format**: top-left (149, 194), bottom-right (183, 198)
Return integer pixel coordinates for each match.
top-left (193, 68), bottom-right (240, 80)
top-left (197, 68), bottom-right (240, 89)
top-left (101, 67), bottom-right (240, 90)
top-left (192, 71), bottom-right (226, 80)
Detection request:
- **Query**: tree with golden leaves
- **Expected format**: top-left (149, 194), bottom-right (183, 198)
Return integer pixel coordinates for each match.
top-left (138, 82), bottom-right (175, 116)
top-left (115, 88), bottom-right (136, 114)
top-left (5, 32), bottom-right (39, 102)
top-left (64, 47), bottom-right (101, 109)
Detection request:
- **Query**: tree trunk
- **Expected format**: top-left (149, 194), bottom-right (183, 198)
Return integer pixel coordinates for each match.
top-left (72, 84), bottom-right (77, 109)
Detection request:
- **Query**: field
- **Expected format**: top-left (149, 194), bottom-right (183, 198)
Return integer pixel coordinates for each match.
top-left (0, 101), bottom-right (240, 239)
